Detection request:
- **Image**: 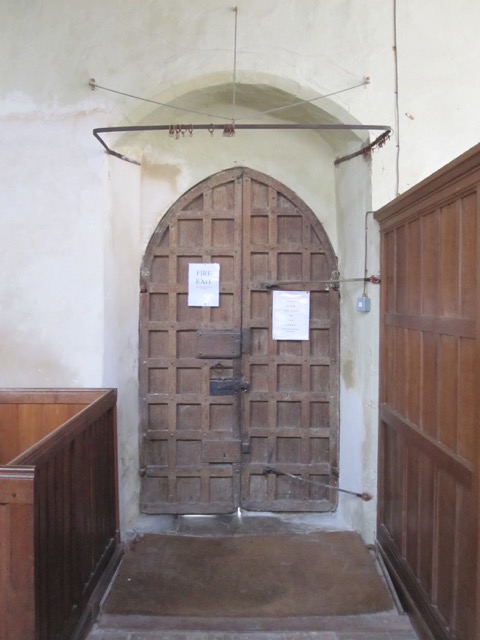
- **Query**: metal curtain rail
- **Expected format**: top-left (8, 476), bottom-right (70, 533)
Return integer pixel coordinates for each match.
top-left (92, 123), bottom-right (392, 166)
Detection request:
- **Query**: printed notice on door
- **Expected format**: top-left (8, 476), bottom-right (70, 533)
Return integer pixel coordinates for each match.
top-left (272, 290), bottom-right (310, 340)
top-left (188, 263), bottom-right (220, 307)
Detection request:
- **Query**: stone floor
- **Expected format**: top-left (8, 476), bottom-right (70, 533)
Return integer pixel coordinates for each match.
top-left (85, 513), bottom-right (420, 640)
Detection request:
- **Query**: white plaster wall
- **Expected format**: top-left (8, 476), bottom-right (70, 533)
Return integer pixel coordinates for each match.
top-left (103, 158), bottom-right (142, 529)
top-left (393, 0), bottom-right (480, 192)
top-left (0, 114), bottom-right (106, 386)
top-left (2, 0), bottom-right (480, 541)
top-left (335, 154), bottom-right (379, 541)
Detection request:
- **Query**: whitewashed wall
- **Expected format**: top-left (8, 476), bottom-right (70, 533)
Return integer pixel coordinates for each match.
top-left (1, 0), bottom-right (479, 542)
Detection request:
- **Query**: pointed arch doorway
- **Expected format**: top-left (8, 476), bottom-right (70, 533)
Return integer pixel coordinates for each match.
top-left (139, 167), bottom-right (339, 515)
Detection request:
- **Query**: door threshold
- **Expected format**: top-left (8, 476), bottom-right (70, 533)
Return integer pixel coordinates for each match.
top-left (127, 509), bottom-right (350, 539)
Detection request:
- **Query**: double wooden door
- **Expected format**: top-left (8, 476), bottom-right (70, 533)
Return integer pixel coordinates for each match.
top-left (139, 168), bottom-right (339, 514)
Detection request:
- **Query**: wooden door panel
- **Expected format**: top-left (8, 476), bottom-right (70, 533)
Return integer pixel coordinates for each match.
top-left (140, 168), bottom-right (339, 514)
top-left (240, 171), bottom-right (339, 512)
top-left (140, 174), bottom-right (243, 514)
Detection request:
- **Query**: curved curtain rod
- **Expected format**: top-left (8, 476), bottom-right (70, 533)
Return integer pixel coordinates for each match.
top-left (92, 123), bottom-right (392, 166)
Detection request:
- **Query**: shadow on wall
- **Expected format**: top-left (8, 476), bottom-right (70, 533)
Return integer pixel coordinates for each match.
top-left (0, 327), bottom-right (77, 386)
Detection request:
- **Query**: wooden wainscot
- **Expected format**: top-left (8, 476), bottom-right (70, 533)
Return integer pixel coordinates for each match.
top-left (0, 388), bottom-right (121, 640)
top-left (375, 143), bottom-right (480, 640)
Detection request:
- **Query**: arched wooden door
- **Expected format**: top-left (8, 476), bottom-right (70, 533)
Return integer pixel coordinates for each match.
top-left (139, 167), bottom-right (339, 514)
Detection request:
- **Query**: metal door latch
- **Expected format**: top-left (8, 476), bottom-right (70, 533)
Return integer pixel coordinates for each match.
top-left (209, 379), bottom-right (250, 395)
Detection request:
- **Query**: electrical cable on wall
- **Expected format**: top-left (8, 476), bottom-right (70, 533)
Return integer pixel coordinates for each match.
top-left (231, 6), bottom-right (238, 126)
top-left (363, 211), bottom-right (376, 297)
top-left (393, 0), bottom-right (401, 195)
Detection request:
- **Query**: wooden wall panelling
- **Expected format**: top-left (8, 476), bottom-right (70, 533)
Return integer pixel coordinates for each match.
top-left (0, 389), bottom-right (120, 640)
top-left (0, 468), bottom-right (36, 640)
top-left (0, 405), bottom-right (19, 465)
top-left (375, 144), bottom-right (480, 640)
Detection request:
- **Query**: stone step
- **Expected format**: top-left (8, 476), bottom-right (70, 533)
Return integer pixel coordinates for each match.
top-left (86, 627), bottom-right (419, 640)
top-left (86, 611), bottom-right (419, 640)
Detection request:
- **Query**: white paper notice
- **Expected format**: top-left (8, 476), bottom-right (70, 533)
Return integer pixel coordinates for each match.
top-left (188, 263), bottom-right (220, 307)
top-left (272, 290), bottom-right (310, 340)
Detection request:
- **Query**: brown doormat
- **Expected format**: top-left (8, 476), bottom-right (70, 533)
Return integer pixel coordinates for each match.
top-left (103, 532), bottom-right (394, 618)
